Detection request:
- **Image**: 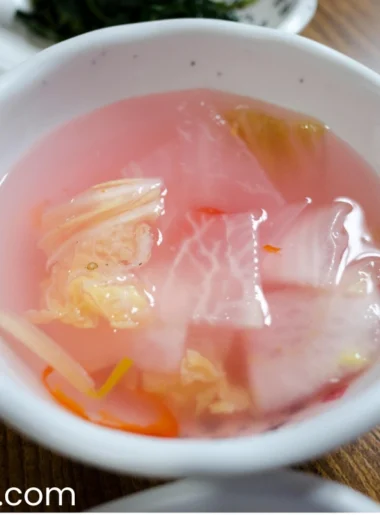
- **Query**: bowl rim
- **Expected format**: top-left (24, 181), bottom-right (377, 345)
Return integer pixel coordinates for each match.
top-left (89, 470), bottom-right (380, 512)
top-left (1, 18), bottom-right (380, 477)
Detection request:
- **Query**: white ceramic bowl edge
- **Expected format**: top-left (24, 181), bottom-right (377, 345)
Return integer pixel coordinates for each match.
top-left (0, 19), bottom-right (380, 477)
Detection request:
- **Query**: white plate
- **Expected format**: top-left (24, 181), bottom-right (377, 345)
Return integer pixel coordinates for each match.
top-left (237, 0), bottom-right (318, 33)
top-left (89, 470), bottom-right (380, 513)
top-left (0, 26), bottom-right (45, 72)
top-left (0, 0), bottom-right (317, 73)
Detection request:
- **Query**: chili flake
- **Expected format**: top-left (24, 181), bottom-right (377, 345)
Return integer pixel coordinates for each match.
top-left (263, 244), bottom-right (281, 253)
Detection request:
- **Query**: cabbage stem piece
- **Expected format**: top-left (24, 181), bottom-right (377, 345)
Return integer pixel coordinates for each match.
top-left (29, 177), bottom-right (166, 330)
top-left (0, 310), bottom-right (133, 398)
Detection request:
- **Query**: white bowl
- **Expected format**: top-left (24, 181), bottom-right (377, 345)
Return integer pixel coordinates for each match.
top-left (90, 470), bottom-right (380, 512)
top-left (1, 19), bottom-right (380, 478)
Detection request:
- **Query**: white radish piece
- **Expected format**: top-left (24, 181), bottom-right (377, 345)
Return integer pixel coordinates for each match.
top-left (140, 209), bottom-right (270, 331)
top-left (262, 201), bottom-right (351, 288)
top-left (244, 285), bottom-right (380, 414)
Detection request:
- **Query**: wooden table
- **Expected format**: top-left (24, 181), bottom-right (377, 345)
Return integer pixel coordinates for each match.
top-left (1, 0), bottom-right (380, 511)
top-left (303, 0), bottom-right (380, 73)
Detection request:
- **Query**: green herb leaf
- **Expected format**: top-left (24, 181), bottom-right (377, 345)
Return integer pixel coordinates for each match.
top-left (16, 0), bottom-right (259, 42)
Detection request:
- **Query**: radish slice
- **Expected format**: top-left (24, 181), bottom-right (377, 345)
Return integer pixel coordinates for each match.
top-left (244, 285), bottom-right (380, 414)
top-left (262, 198), bottom-right (311, 242)
top-left (262, 201), bottom-right (351, 288)
top-left (141, 209), bottom-right (270, 331)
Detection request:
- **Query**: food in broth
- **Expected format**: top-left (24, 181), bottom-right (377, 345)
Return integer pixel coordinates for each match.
top-left (1, 89), bottom-right (380, 438)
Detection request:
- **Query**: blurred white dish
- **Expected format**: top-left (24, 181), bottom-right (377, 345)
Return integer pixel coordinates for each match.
top-left (237, 0), bottom-right (318, 33)
top-left (0, 26), bottom-right (45, 72)
top-left (0, 0), bottom-right (317, 72)
top-left (90, 470), bottom-right (380, 513)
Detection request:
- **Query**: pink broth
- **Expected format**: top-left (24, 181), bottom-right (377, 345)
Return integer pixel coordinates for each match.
top-left (1, 88), bottom-right (380, 438)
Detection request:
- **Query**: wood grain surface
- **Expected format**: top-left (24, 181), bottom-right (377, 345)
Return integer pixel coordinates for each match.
top-left (1, 0), bottom-right (380, 511)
